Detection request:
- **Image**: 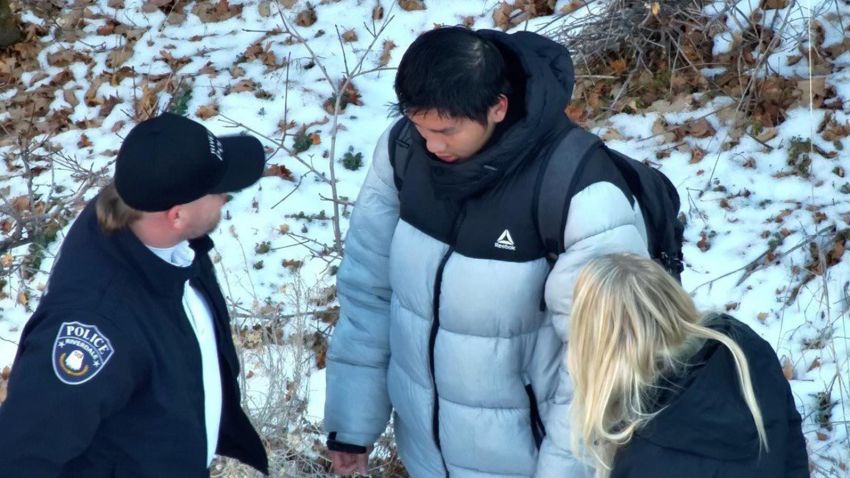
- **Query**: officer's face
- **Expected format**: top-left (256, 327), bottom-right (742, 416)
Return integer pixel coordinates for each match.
top-left (179, 193), bottom-right (227, 239)
top-left (407, 96), bottom-right (508, 163)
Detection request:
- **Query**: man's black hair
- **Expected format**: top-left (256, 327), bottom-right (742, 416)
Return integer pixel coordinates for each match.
top-left (394, 26), bottom-right (511, 125)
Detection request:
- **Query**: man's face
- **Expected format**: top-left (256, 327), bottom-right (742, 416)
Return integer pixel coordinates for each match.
top-left (407, 96), bottom-right (508, 163)
top-left (178, 193), bottom-right (227, 239)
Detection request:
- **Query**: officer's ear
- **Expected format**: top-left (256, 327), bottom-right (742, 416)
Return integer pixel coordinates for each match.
top-left (164, 204), bottom-right (188, 232)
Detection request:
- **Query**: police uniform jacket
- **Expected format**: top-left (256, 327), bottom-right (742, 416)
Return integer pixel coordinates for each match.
top-left (0, 200), bottom-right (268, 477)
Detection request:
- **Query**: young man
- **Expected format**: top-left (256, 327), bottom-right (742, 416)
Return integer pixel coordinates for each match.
top-left (325, 27), bottom-right (650, 477)
top-left (0, 113), bottom-right (269, 476)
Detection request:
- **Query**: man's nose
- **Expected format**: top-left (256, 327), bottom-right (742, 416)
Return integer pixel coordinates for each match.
top-left (425, 136), bottom-right (446, 154)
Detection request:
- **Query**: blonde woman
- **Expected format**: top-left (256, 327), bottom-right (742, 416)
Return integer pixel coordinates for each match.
top-left (567, 254), bottom-right (809, 478)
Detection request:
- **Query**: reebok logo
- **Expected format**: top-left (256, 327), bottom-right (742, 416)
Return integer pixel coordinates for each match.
top-left (494, 229), bottom-right (516, 251)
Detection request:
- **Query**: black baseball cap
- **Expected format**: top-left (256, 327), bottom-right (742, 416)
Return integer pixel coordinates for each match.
top-left (115, 112), bottom-right (266, 212)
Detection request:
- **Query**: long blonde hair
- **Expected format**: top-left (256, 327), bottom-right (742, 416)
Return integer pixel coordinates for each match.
top-left (567, 254), bottom-right (767, 476)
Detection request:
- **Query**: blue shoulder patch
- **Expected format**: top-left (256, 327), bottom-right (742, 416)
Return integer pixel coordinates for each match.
top-left (52, 321), bottom-right (115, 385)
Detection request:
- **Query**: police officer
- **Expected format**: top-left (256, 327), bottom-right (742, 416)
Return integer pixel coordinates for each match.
top-left (0, 113), bottom-right (269, 477)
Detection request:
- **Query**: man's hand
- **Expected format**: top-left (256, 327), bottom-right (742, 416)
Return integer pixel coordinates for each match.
top-left (330, 449), bottom-right (369, 475)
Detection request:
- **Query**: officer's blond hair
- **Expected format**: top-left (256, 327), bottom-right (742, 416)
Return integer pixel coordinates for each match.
top-left (96, 182), bottom-right (142, 232)
top-left (567, 253), bottom-right (767, 477)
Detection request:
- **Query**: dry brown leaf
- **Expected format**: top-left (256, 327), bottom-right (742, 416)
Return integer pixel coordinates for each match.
top-left (798, 77), bottom-right (827, 100)
top-left (78, 133), bottom-right (93, 148)
top-left (492, 2), bottom-right (514, 30)
top-left (0, 379), bottom-right (6, 405)
top-left (398, 0), bottom-right (426, 11)
top-left (166, 12), bottom-right (187, 25)
top-left (195, 104), bottom-right (219, 120)
top-left (107, 46), bottom-right (134, 68)
top-left (341, 29), bottom-right (358, 42)
top-left (379, 40), bottom-right (396, 67)
top-left (782, 356), bottom-right (795, 380)
top-left (231, 79), bottom-right (257, 93)
top-left (296, 5), bottom-right (317, 27)
top-left (560, 0), bottom-right (585, 14)
top-left (689, 147), bottom-right (705, 164)
top-left (111, 120), bottom-right (126, 133)
top-left (601, 128), bottom-right (623, 141)
top-left (258, 0), bottom-right (271, 17)
top-left (807, 357), bottom-right (822, 372)
top-left (825, 37), bottom-right (850, 58)
top-left (17, 291), bottom-right (28, 306)
top-left (310, 132), bottom-right (321, 145)
top-left (85, 77), bottom-right (105, 106)
top-left (11, 196), bottom-right (30, 212)
top-left (265, 164), bottom-right (294, 181)
top-left (565, 104), bottom-right (587, 124)
top-left (760, 0), bottom-right (788, 9)
top-left (756, 312), bottom-right (768, 322)
top-left (101, 96), bottom-right (121, 118)
top-left (63, 88), bottom-right (79, 108)
top-left (372, 4), bottom-right (384, 20)
top-left (193, 0), bottom-right (243, 22)
top-left (609, 59), bottom-right (628, 75)
top-left (160, 49), bottom-right (191, 71)
top-left (280, 0), bottom-right (297, 7)
top-left (697, 231), bottom-right (711, 252)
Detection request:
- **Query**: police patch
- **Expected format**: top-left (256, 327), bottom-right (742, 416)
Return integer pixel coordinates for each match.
top-left (52, 321), bottom-right (115, 385)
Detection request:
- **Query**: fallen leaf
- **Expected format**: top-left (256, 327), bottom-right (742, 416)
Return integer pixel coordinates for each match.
top-left (265, 164), bottom-right (294, 181)
top-left (757, 312), bottom-right (768, 322)
top-left (782, 356), bottom-right (795, 380)
top-left (372, 4), bottom-right (384, 20)
top-left (341, 29), bottom-right (358, 42)
top-left (807, 357), bottom-right (822, 372)
top-left (231, 79), bottom-right (257, 93)
top-left (560, 0), bottom-right (585, 14)
top-left (760, 0), bottom-right (788, 9)
top-left (107, 46), bottom-right (134, 68)
top-left (17, 291), bottom-right (28, 306)
top-left (63, 88), bottom-right (79, 108)
top-left (398, 0), bottom-right (426, 11)
top-left (609, 58), bottom-right (628, 75)
top-left (379, 40), bottom-right (396, 67)
top-left (195, 104), bottom-right (219, 120)
top-left (11, 196), bottom-right (30, 212)
top-left (258, 0), bottom-right (271, 17)
top-left (296, 5), bottom-right (317, 27)
top-left (697, 231), bottom-right (711, 252)
top-left (78, 133), bottom-right (93, 148)
top-left (689, 147), bottom-right (705, 164)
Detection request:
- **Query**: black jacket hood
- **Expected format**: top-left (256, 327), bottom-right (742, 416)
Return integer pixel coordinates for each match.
top-left (637, 318), bottom-right (782, 460)
top-left (424, 29), bottom-right (576, 200)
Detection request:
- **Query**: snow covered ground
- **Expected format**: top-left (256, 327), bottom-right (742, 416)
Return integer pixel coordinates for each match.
top-left (0, 0), bottom-right (848, 476)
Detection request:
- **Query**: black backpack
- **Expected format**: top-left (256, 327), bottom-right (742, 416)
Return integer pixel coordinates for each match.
top-left (388, 120), bottom-right (685, 281)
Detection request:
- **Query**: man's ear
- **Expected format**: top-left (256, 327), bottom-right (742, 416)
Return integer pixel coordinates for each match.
top-left (164, 205), bottom-right (185, 231)
top-left (490, 94), bottom-right (509, 124)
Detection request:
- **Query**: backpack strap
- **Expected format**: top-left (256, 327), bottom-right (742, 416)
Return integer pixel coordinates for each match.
top-left (534, 127), bottom-right (603, 264)
top-left (388, 118), bottom-right (414, 191)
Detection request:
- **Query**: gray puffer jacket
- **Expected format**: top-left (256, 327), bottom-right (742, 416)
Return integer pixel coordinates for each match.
top-left (325, 30), bottom-right (650, 478)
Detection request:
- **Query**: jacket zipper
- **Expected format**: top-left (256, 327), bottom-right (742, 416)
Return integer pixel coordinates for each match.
top-left (429, 208), bottom-right (466, 478)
